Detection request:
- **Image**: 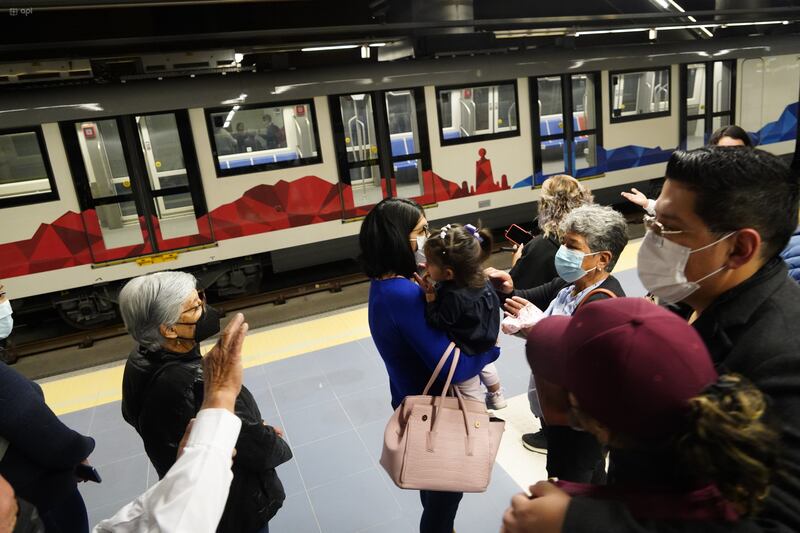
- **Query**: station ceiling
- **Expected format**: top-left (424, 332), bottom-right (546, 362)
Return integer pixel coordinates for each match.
top-left (1, 0), bottom-right (799, 82)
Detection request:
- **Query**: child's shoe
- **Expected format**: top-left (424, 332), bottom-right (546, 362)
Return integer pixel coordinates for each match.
top-left (485, 389), bottom-right (507, 410)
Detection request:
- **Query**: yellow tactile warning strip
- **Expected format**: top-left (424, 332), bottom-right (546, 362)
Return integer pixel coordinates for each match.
top-left (41, 307), bottom-right (371, 416)
top-left (39, 238), bottom-right (643, 417)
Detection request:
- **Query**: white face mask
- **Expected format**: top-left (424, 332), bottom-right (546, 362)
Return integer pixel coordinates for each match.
top-left (637, 230), bottom-right (735, 304)
top-left (414, 235), bottom-right (427, 266)
top-left (0, 300), bottom-right (13, 340)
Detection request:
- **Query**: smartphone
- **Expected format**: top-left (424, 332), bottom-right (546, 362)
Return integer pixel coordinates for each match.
top-left (504, 224), bottom-right (533, 247)
top-left (75, 463), bottom-right (102, 483)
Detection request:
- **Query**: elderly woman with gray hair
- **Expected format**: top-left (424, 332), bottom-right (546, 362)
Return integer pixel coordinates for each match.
top-left (488, 204), bottom-right (629, 484)
top-left (119, 271), bottom-right (291, 533)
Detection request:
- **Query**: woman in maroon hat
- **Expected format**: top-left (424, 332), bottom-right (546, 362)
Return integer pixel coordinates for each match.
top-left (501, 297), bottom-right (780, 532)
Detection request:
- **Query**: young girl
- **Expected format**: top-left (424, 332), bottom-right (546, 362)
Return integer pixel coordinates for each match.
top-left (415, 223), bottom-right (506, 409)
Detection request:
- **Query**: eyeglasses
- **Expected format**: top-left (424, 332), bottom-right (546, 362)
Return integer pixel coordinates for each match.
top-left (643, 214), bottom-right (686, 236)
top-left (182, 289), bottom-right (206, 316)
top-left (410, 223), bottom-right (429, 239)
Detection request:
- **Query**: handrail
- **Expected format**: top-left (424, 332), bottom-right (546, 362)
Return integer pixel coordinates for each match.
top-left (293, 116), bottom-right (304, 158)
top-left (459, 98), bottom-right (475, 136)
top-left (508, 102), bottom-right (517, 128)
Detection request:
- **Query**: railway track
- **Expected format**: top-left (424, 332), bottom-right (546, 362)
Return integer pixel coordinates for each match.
top-left (12, 270), bottom-right (370, 360)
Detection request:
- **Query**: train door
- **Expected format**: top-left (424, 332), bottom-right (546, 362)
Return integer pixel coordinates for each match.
top-left (61, 110), bottom-right (213, 263)
top-left (530, 72), bottom-right (602, 181)
top-left (330, 88), bottom-right (432, 218)
top-left (680, 61), bottom-right (736, 149)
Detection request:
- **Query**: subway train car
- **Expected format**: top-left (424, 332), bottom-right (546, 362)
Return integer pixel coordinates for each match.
top-left (0, 35), bottom-right (798, 328)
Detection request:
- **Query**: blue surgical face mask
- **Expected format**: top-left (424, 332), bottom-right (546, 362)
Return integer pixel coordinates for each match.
top-left (554, 245), bottom-right (602, 283)
top-left (0, 300), bottom-right (13, 340)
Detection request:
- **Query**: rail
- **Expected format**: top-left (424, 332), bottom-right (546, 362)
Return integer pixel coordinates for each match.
top-left (12, 270), bottom-right (370, 359)
top-left (11, 235), bottom-right (516, 361)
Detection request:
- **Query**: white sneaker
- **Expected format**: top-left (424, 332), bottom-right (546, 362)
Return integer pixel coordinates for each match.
top-left (485, 389), bottom-right (507, 410)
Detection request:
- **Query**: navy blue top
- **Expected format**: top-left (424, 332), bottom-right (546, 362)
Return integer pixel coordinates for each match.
top-left (425, 280), bottom-right (500, 355)
top-left (0, 362), bottom-right (95, 512)
top-left (368, 278), bottom-right (500, 409)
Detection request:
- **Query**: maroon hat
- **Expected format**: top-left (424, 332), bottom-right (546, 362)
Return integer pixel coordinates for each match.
top-left (526, 297), bottom-right (717, 440)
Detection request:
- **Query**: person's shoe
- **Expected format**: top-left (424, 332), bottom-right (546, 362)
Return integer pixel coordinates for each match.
top-left (485, 389), bottom-right (507, 410)
top-left (522, 430), bottom-right (548, 454)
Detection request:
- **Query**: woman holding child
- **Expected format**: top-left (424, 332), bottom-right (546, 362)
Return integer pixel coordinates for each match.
top-left (359, 198), bottom-right (500, 533)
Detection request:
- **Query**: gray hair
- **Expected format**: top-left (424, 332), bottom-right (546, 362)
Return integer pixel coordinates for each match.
top-left (118, 271), bottom-right (197, 351)
top-left (560, 205), bottom-right (629, 271)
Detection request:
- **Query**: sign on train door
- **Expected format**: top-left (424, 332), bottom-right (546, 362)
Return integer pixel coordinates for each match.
top-left (329, 88), bottom-right (433, 219)
top-left (60, 110), bottom-right (214, 264)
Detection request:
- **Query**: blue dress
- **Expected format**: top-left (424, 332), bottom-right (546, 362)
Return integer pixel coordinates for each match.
top-left (368, 278), bottom-right (500, 409)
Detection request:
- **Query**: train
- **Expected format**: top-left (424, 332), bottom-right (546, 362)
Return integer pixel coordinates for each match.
top-left (0, 34), bottom-right (798, 329)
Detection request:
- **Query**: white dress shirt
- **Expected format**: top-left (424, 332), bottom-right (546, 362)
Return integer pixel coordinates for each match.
top-left (94, 408), bottom-right (241, 533)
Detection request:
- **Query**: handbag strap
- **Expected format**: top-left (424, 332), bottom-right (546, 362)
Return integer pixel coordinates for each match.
top-left (422, 342), bottom-right (458, 396)
top-left (577, 287), bottom-right (617, 310)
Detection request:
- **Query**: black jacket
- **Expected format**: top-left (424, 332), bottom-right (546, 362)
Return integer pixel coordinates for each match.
top-left (512, 275), bottom-right (626, 310)
top-left (565, 258), bottom-right (800, 532)
top-left (425, 280), bottom-right (500, 355)
top-left (121, 345), bottom-right (292, 533)
top-left (0, 362), bottom-right (94, 513)
top-left (509, 234), bottom-right (560, 290)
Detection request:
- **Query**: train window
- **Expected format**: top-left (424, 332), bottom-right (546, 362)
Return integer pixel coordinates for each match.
top-left (712, 62), bottom-right (734, 114)
top-left (206, 100), bottom-right (322, 177)
top-left (571, 74), bottom-right (596, 131)
top-left (385, 89), bottom-right (427, 198)
top-left (0, 128), bottom-right (58, 208)
top-left (538, 77), bottom-right (563, 117)
top-left (680, 61), bottom-right (736, 150)
top-left (610, 68), bottom-right (671, 123)
top-left (573, 133), bottom-right (599, 173)
top-left (440, 91), bottom-right (453, 129)
top-left (436, 81), bottom-right (519, 145)
top-left (531, 72), bottom-right (602, 184)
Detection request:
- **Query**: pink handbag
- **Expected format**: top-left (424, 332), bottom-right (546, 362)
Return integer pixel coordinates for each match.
top-left (380, 342), bottom-right (505, 492)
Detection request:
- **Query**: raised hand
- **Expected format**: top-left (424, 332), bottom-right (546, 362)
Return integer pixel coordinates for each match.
top-left (201, 313), bottom-right (248, 412)
top-left (511, 244), bottom-right (524, 268)
top-left (620, 187), bottom-right (649, 209)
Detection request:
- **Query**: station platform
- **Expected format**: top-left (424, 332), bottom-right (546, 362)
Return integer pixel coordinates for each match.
top-left (40, 239), bottom-right (646, 533)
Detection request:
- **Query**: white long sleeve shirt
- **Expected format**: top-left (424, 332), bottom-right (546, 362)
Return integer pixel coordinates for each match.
top-left (645, 198), bottom-right (657, 216)
top-left (94, 408), bottom-right (241, 533)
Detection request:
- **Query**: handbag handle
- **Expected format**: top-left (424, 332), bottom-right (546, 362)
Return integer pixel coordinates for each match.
top-left (425, 345), bottom-right (471, 452)
top-left (422, 342), bottom-right (458, 396)
top-left (577, 288), bottom-right (617, 309)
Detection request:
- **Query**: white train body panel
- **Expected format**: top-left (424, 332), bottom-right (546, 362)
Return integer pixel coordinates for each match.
top-left (0, 43), bottom-right (797, 315)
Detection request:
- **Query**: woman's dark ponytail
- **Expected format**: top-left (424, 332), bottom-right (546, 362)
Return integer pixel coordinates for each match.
top-left (477, 226), bottom-right (493, 262)
top-left (676, 374), bottom-right (780, 516)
